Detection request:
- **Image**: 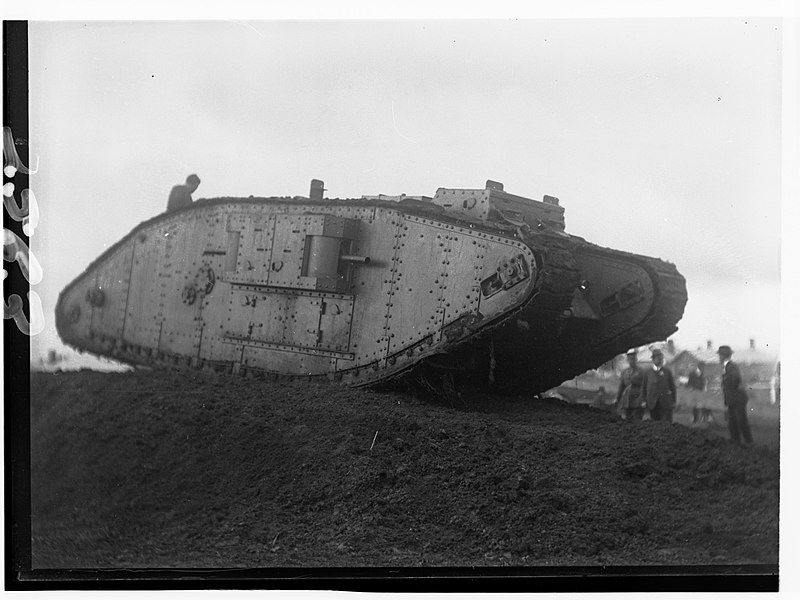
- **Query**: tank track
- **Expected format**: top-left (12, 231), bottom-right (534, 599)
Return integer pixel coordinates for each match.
top-left (58, 195), bottom-right (686, 393)
top-left (511, 239), bottom-right (687, 393)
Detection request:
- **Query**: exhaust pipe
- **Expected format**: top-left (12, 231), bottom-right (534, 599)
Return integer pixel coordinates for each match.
top-left (340, 255), bottom-right (371, 264)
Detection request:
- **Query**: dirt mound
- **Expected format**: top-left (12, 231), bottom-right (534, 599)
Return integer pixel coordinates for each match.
top-left (30, 369), bottom-right (778, 568)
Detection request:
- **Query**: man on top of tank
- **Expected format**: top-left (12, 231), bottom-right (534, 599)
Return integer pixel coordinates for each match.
top-left (167, 174), bottom-right (201, 212)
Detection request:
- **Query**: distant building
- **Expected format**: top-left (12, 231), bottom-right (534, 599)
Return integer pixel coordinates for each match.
top-left (610, 338), bottom-right (679, 375)
top-left (579, 338), bottom-right (779, 406)
top-left (668, 339), bottom-right (779, 404)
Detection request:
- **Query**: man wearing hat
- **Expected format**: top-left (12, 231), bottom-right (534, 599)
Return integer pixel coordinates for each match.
top-left (167, 174), bottom-right (201, 212)
top-left (639, 347), bottom-right (677, 422)
top-left (616, 349), bottom-right (645, 420)
top-left (717, 345), bottom-right (753, 446)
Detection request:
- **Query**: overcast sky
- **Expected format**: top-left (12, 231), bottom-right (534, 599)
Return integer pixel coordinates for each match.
top-left (27, 18), bottom-right (785, 365)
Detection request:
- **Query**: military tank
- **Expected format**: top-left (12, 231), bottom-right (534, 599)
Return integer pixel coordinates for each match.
top-left (55, 179), bottom-right (687, 394)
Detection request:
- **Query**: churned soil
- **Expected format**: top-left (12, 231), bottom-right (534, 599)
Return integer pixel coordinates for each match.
top-left (30, 369), bottom-right (779, 569)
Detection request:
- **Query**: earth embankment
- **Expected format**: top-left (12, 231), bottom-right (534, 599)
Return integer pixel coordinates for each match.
top-left (30, 369), bottom-right (778, 568)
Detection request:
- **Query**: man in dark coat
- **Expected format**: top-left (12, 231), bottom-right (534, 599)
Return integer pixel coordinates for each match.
top-left (167, 174), bottom-right (201, 212)
top-left (640, 348), bottom-right (677, 422)
top-left (717, 345), bottom-right (753, 446)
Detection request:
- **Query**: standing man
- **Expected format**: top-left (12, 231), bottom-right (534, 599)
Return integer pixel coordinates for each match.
top-left (616, 349), bottom-right (645, 420)
top-left (687, 362), bottom-right (708, 424)
top-left (167, 174), bottom-right (201, 212)
top-left (640, 348), bottom-right (677, 422)
top-left (717, 345), bottom-right (753, 446)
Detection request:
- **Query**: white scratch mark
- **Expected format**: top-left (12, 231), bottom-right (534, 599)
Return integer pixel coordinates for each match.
top-left (370, 430), bottom-right (379, 451)
top-left (391, 101), bottom-right (417, 144)
top-left (232, 20), bottom-right (265, 39)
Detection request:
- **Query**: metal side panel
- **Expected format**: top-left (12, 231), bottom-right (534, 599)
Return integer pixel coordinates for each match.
top-left (345, 208), bottom-right (402, 367)
top-left (437, 232), bottom-right (484, 324)
top-left (201, 207), bottom-right (233, 255)
top-left (123, 229), bottom-right (166, 348)
top-left (472, 233), bottom-right (538, 321)
top-left (156, 215), bottom-right (211, 355)
top-left (385, 217), bottom-right (448, 353)
top-left (386, 216), bottom-right (534, 355)
top-left (56, 273), bottom-right (97, 347)
top-left (197, 332), bottom-right (237, 364)
top-left (223, 287), bottom-right (257, 340)
top-left (89, 243), bottom-right (134, 340)
top-left (220, 284), bottom-right (355, 365)
top-left (241, 345), bottom-right (333, 375)
top-left (225, 212), bottom-right (275, 286)
top-left (317, 297), bottom-right (354, 352)
top-left (62, 299), bottom-right (90, 344)
top-left (282, 295), bottom-right (322, 348)
top-left (247, 291), bottom-right (288, 344)
top-left (268, 214), bottom-right (319, 289)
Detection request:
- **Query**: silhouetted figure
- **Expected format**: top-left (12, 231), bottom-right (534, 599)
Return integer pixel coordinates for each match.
top-left (687, 362), bottom-right (709, 423)
top-left (616, 349), bottom-right (644, 420)
top-left (718, 345), bottom-right (753, 446)
top-left (592, 386), bottom-right (608, 410)
top-left (167, 174), bottom-right (201, 212)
